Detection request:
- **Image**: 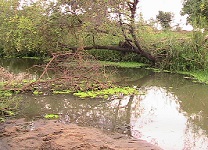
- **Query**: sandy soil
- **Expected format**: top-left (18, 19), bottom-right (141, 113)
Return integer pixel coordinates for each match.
top-left (0, 119), bottom-right (162, 150)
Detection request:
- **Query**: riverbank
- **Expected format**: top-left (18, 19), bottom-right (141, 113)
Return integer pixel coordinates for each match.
top-left (0, 118), bottom-right (161, 150)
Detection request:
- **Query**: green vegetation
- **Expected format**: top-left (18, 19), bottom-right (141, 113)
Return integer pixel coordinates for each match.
top-left (0, 90), bottom-right (21, 122)
top-left (156, 11), bottom-right (173, 30)
top-left (1, 0), bottom-right (208, 131)
top-left (0, 0), bottom-right (208, 74)
top-left (182, 0), bottom-right (208, 28)
top-left (1, 0), bottom-right (208, 123)
top-left (100, 61), bottom-right (148, 68)
top-left (179, 70), bottom-right (208, 84)
top-left (44, 114), bottom-right (59, 119)
top-left (52, 90), bottom-right (72, 94)
top-left (33, 90), bottom-right (43, 95)
top-left (73, 87), bottom-right (139, 98)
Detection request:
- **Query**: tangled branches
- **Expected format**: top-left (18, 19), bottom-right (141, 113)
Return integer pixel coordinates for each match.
top-left (1, 52), bottom-right (112, 93)
top-left (34, 52), bottom-right (112, 92)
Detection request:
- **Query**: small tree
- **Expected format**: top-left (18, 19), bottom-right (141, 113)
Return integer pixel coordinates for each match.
top-left (156, 11), bottom-right (173, 30)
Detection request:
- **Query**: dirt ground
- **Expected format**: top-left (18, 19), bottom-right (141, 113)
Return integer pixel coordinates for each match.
top-left (0, 119), bottom-right (161, 150)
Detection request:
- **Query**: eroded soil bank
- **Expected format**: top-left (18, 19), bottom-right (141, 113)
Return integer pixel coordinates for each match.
top-left (0, 119), bottom-right (161, 150)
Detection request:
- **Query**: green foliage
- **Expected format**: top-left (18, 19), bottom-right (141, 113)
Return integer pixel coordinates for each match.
top-left (156, 11), bottom-right (173, 30)
top-left (0, 0), bottom-right (85, 57)
top-left (52, 90), bottom-right (72, 94)
top-left (182, 0), bottom-right (208, 28)
top-left (179, 70), bottom-right (208, 84)
top-left (136, 24), bottom-right (208, 72)
top-left (0, 1), bottom-right (45, 56)
top-left (73, 87), bottom-right (138, 98)
top-left (159, 31), bottom-right (208, 71)
top-left (44, 114), bottom-right (59, 119)
top-left (1, 0), bottom-right (208, 73)
top-left (0, 90), bottom-right (13, 97)
top-left (33, 90), bottom-right (43, 95)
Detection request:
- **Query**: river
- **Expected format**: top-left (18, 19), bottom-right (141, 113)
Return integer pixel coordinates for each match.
top-left (1, 58), bottom-right (208, 150)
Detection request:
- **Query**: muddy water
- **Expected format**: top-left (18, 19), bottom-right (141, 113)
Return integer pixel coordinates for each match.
top-left (1, 59), bottom-right (208, 150)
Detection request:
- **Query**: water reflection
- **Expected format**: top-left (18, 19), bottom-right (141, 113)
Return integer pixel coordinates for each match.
top-left (130, 86), bottom-right (208, 150)
top-left (3, 58), bottom-right (208, 150)
top-left (0, 58), bottom-right (43, 74)
top-left (17, 85), bottom-right (208, 149)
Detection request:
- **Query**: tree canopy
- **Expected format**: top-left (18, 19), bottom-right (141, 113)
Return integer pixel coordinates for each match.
top-left (156, 11), bottom-right (173, 30)
top-left (0, 0), bottom-right (156, 63)
top-left (181, 0), bottom-right (208, 28)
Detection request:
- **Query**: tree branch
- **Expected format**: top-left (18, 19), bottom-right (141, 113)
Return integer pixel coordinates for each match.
top-left (58, 43), bottom-right (156, 63)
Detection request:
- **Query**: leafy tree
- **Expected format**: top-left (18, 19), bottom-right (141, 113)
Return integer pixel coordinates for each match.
top-left (156, 11), bottom-right (173, 30)
top-left (0, 0), bottom-right (45, 56)
top-left (0, 0), bottom-right (156, 63)
top-left (181, 0), bottom-right (208, 28)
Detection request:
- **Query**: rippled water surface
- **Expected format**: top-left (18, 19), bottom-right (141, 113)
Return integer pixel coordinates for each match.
top-left (1, 58), bottom-right (208, 150)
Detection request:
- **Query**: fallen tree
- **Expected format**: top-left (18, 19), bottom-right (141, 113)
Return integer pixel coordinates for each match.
top-left (59, 44), bottom-right (156, 64)
top-left (55, 0), bottom-right (156, 64)
top-left (0, 0), bottom-right (156, 64)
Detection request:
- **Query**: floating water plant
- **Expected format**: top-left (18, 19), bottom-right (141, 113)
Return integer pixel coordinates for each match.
top-left (0, 90), bottom-right (13, 97)
top-left (178, 70), bottom-right (208, 84)
top-left (33, 90), bottom-right (43, 95)
top-left (73, 87), bottom-right (138, 98)
top-left (0, 117), bottom-right (5, 122)
top-left (44, 114), bottom-right (59, 119)
top-left (52, 90), bottom-right (72, 94)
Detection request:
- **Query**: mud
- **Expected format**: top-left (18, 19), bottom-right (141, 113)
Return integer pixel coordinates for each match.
top-left (0, 119), bottom-right (161, 150)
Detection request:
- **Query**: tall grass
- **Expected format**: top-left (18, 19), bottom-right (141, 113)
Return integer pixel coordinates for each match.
top-left (137, 24), bottom-right (208, 72)
top-left (89, 28), bottom-right (208, 72)
top-left (159, 31), bottom-right (208, 71)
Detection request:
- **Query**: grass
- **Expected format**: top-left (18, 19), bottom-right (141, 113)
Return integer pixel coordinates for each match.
top-left (179, 70), bottom-right (208, 84)
top-left (44, 114), bottom-right (59, 119)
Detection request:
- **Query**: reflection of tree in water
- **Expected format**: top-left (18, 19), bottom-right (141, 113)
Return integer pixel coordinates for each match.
top-left (17, 68), bottom-right (208, 149)
top-left (0, 58), bottom-right (43, 74)
top-left (18, 94), bottom-right (137, 135)
top-left (106, 67), bottom-right (152, 86)
top-left (183, 119), bottom-right (208, 150)
top-left (133, 86), bottom-right (208, 150)
top-left (67, 95), bottom-right (136, 135)
top-left (134, 72), bottom-right (208, 133)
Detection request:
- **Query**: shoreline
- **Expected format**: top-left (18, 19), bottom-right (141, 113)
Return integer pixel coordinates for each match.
top-left (0, 118), bottom-right (162, 150)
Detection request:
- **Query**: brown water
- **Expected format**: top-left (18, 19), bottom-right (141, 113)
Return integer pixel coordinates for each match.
top-left (1, 58), bottom-right (208, 150)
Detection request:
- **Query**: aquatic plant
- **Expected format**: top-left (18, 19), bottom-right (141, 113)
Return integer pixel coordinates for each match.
top-left (73, 87), bottom-right (138, 98)
top-left (44, 114), bottom-right (59, 119)
top-left (179, 70), bottom-right (208, 84)
top-left (52, 90), bottom-right (72, 94)
top-left (33, 90), bottom-right (43, 95)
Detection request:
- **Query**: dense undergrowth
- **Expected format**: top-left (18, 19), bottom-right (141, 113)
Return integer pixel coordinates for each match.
top-left (93, 29), bottom-right (208, 84)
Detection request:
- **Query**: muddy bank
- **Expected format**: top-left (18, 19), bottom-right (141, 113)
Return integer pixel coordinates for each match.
top-left (0, 119), bottom-right (161, 150)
